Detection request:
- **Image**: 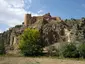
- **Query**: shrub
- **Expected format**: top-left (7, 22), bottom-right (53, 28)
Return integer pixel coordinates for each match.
top-left (15, 25), bottom-right (22, 28)
top-left (59, 43), bottom-right (79, 58)
top-left (47, 46), bottom-right (59, 56)
top-left (78, 43), bottom-right (85, 58)
top-left (0, 42), bottom-right (5, 55)
top-left (47, 46), bottom-right (55, 56)
top-left (19, 28), bottom-right (43, 56)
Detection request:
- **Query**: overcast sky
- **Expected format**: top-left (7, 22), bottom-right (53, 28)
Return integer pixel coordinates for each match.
top-left (0, 0), bottom-right (85, 33)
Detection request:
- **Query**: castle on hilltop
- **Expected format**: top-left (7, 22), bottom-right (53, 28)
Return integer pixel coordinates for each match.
top-left (1, 12), bottom-right (85, 54)
top-left (24, 13), bottom-right (62, 26)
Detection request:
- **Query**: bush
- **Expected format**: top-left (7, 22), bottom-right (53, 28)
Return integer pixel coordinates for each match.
top-left (15, 25), bottom-right (22, 28)
top-left (0, 37), bottom-right (5, 55)
top-left (59, 43), bottom-right (79, 58)
top-left (19, 28), bottom-right (43, 56)
top-left (0, 42), bottom-right (5, 55)
top-left (78, 43), bottom-right (85, 58)
top-left (46, 46), bottom-right (59, 56)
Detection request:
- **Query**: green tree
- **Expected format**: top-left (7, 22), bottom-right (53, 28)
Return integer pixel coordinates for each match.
top-left (19, 28), bottom-right (43, 56)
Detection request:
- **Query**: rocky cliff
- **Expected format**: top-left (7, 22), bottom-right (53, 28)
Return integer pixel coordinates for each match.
top-left (0, 25), bottom-right (24, 53)
top-left (0, 13), bottom-right (85, 54)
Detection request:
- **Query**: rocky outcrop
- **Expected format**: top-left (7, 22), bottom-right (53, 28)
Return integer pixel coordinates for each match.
top-left (39, 21), bottom-right (71, 46)
top-left (0, 25), bottom-right (24, 54)
top-left (0, 13), bottom-right (85, 54)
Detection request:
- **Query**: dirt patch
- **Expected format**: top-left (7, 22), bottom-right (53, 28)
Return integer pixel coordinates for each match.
top-left (0, 57), bottom-right (85, 64)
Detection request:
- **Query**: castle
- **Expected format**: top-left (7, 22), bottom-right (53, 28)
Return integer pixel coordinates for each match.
top-left (24, 13), bottom-right (62, 26)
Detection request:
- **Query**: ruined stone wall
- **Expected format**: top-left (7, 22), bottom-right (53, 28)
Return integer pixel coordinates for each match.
top-left (24, 13), bottom-right (62, 27)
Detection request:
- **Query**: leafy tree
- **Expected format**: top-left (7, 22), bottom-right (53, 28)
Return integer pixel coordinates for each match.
top-left (19, 28), bottom-right (43, 56)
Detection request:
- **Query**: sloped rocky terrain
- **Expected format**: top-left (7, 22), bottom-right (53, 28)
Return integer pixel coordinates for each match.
top-left (0, 13), bottom-right (85, 54)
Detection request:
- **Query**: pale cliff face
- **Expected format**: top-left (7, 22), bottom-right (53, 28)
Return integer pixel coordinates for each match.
top-left (64, 28), bottom-right (71, 42)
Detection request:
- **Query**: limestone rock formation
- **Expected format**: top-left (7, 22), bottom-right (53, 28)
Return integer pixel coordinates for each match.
top-left (0, 25), bottom-right (25, 54)
top-left (0, 13), bottom-right (85, 54)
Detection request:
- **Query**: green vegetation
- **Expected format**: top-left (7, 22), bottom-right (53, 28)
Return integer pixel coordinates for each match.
top-left (59, 43), bottom-right (79, 58)
top-left (78, 43), bottom-right (85, 58)
top-left (15, 25), bottom-right (22, 28)
top-left (0, 38), bottom-right (5, 55)
top-left (19, 28), bottom-right (43, 56)
top-left (0, 43), bottom-right (5, 55)
top-left (46, 46), bottom-right (59, 56)
top-left (55, 42), bottom-right (85, 58)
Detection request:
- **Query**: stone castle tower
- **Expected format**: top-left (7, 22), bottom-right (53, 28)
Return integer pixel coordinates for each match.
top-left (24, 14), bottom-right (31, 26)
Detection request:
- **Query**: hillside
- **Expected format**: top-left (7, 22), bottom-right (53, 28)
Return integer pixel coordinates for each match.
top-left (0, 13), bottom-right (85, 54)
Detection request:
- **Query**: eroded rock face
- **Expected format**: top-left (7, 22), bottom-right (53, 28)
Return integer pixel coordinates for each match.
top-left (39, 21), bottom-right (70, 46)
top-left (0, 25), bottom-right (24, 54)
top-left (0, 13), bottom-right (85, 54)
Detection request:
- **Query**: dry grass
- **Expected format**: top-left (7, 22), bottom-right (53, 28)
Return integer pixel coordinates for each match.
top-left (0, 56), bottom-right (85, 64)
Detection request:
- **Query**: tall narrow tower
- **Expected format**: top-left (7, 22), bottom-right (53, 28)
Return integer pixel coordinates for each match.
top-left (24, 14), bottom-right (31, 26)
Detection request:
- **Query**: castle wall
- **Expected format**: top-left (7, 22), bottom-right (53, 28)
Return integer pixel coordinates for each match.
top-left (36, 16), bottom-right (44, 21)
top-left (30, 16), bottom-right (36, 24)
top-left (24, 13), bottom-right (62, 27)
